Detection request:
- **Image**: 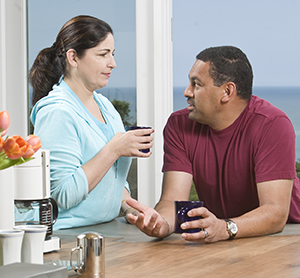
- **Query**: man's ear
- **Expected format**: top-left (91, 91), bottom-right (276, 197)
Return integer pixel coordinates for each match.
top-left (221, 82), bottom-right (236, 103)
top-left (66, 49), bottom-right (78, 68)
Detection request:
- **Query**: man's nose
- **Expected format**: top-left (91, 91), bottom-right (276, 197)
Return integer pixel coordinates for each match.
top-left (183, 84), bottom-right (193, 98)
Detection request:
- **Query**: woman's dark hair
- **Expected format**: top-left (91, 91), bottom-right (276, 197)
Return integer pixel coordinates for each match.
top-left (196, 46), bottom-right (253, 101)
top-left (29, 15), bottom-right (113, 105)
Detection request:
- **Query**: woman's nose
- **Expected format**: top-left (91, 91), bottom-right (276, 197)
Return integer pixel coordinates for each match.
top-left (108, 56), bottom-right (117, 69)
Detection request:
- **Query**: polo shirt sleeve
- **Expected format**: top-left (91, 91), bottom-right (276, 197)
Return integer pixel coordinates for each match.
top-left (254, 115), bottom-right (297, 183)
top-left (162, 112), bottom-right (193, 175)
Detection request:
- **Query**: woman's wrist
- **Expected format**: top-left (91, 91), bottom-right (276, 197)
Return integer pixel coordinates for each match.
top-left (121, 199), bottom-right (137, 215)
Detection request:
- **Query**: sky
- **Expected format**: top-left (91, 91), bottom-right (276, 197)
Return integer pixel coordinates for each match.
top-left (173, 0), bottom-right (300, 87)
top-left (29, 0), bottom-right (300, 88)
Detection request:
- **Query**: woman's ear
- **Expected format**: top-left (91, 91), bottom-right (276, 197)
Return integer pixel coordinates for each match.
top-left (221, 82), bottom-right (236, 103)
top-left (66, 49), bottom-right (78, 68)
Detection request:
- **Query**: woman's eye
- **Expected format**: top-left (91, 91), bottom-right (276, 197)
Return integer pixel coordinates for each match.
top-left (99, 52), bottom-right (114, 57)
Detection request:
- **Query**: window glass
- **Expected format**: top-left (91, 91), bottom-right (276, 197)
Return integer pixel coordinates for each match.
top-left (28, 0), bottom-right (137, 197)
top-left (28, 0), bottom-right (136, 122)
top-left (173, 0), bottom-right (300, 160)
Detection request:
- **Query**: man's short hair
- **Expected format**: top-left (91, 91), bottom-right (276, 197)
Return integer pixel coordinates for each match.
top-left (196, 46), bottom-right (253, 101)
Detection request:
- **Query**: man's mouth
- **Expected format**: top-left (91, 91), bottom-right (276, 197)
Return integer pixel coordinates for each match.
top-left (187, 99), bottom-right (195, 110)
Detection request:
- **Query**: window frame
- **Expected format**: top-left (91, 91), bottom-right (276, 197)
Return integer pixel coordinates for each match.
top-left (0, 0), bottom-right (173, 207)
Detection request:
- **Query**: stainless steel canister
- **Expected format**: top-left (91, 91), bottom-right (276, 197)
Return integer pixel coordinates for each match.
top-left (70, 232), bottom-right (105, 278)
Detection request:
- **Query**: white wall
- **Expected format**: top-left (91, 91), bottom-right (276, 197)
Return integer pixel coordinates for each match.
top-left (0, 0), bottom-right (28, 137)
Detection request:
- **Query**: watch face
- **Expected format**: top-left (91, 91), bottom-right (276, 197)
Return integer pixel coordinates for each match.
top-left (229, 222), bottom-right (238, 234)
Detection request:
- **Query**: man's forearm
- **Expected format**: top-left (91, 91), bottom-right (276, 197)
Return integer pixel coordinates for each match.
top-left (232, 204), bottom-right (289, 239)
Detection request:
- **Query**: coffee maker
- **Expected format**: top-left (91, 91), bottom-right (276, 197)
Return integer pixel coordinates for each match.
top-left (14, 149), bottom-right (60, 253)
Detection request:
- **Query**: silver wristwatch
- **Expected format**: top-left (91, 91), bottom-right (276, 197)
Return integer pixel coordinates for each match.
top-left (223, 219), bottom-right (238, 240)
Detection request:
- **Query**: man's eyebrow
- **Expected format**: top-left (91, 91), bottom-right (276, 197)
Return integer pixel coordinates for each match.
top-left (189, 76), bottom-right (202, 83)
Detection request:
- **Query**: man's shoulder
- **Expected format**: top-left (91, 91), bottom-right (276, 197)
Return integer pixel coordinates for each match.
top-left (245, 95), bottom-right (294, 136)
top-left (250, 95), bottom-right (288, 120)
top-left (171, 108), bottom-right (190, 117)
top-left (167, 108), bottom-right (196, 127)
top-left (169, 108), bottom-right (191, 122)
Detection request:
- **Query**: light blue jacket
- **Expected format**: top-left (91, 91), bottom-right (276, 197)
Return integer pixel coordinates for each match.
top-left (30, 80), bottom-right (131, 230)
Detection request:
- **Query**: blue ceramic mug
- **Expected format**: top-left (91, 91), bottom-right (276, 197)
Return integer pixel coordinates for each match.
top-left (174, 201), bottom-right (204, 233)
top-left (125, 126), bottom-right (152, 153)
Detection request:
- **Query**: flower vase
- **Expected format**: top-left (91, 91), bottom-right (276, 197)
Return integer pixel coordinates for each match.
top-left (0, 167), bottom-right (15, 229)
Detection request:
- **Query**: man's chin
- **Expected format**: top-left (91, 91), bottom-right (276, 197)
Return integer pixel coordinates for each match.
top-left (187, 111), bottom-right (196, 121)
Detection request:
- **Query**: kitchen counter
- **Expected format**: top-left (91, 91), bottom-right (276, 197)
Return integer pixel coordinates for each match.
top-left (44, 218), bottom-right (300, 277)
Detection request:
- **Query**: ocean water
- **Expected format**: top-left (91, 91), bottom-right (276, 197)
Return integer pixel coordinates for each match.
top-left (174, 86), bottom-right (300, 160)
top-left (99, 86), bottom-right (300, 160)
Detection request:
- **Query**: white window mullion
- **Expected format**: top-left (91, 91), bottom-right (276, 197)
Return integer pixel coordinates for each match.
top-left (136, 0), bottom-right (173, 207)
top-left (0, 0), bottom-right (27, 137)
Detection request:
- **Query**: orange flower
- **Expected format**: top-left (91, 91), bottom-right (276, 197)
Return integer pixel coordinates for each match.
top-left (25, 135), bottom-right (42, 153)
top-left (0, 111), bottom-right (10, 134)
top-left (22, 146), bottom-right (35, 158)
top-left (0, 110), bottom-right (42, 170)
top-left (3, 135), bottom-right (29, 160)
top-left (1, 128), bottom-right (9, 137)
top-left (0, 137), bottom-right (4, 152)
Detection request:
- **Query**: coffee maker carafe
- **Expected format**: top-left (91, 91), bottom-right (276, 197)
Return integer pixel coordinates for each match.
top-left (14, 149), bottom-right (60, 253)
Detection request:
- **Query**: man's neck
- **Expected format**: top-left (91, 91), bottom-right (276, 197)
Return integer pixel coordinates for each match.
top-left (210, 98), bottom-right (249, 131)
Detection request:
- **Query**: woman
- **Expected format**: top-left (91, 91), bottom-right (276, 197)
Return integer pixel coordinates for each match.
top-left (30, 15), bottom-right (153, 230)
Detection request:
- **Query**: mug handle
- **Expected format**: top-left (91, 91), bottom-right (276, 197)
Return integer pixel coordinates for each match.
top-left (50, 198), bottom-right (58, 224)
top-left (70, 245), bottom-right (84, 272)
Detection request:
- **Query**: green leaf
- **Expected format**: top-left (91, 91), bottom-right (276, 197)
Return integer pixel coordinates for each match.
top-left (0, 156), bottom-right (35, 170)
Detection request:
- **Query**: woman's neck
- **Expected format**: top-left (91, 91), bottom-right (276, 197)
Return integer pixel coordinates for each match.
top-left (63, 77), bottom-right (106, 123)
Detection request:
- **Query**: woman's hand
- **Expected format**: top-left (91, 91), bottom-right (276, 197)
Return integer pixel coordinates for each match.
top-left (108, 129), bottom-right (154, 158)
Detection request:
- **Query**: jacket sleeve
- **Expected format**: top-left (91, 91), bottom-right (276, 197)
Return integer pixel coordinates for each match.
top-left (33, 104), bottom-right (89, 210)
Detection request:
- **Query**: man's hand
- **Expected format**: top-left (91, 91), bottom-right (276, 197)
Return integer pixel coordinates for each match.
top-left (125, 198), bottom-right (170, 238)
top-left (180, 207), bottom-right (229, 243)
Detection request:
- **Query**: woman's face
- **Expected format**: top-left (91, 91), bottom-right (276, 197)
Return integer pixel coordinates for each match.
top-left (75, 33), bottom-right (116, 91)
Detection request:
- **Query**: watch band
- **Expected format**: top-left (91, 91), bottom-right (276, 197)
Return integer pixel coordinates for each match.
top-left (223, 219), bottom-right (238, 240)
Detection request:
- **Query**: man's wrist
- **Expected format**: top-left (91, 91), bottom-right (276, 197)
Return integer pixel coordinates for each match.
top-left (161, 216), bottom-right (171, 236)
top-left (223, 219), bottom-right (238, 240)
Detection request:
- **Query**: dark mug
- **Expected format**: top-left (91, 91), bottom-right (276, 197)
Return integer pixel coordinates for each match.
top-left (125, 126), bottom-right (152, 153)
top-left (174, 201), bottom-right (204, 233)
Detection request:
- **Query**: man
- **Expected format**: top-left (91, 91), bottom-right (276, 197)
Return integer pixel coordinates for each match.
top-left (125, 46), bottom-right (300, 243)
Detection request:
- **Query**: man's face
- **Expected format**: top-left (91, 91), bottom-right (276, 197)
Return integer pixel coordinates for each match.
top-left (184, 60), bottom-right (225, 126)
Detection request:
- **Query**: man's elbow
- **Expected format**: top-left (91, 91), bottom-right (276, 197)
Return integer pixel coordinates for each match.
top-left (270, 211), bottom-right (289, 234)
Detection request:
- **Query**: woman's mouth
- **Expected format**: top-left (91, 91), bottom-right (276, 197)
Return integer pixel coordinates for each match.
top-left (102, 73), bottom-right (111, 78)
